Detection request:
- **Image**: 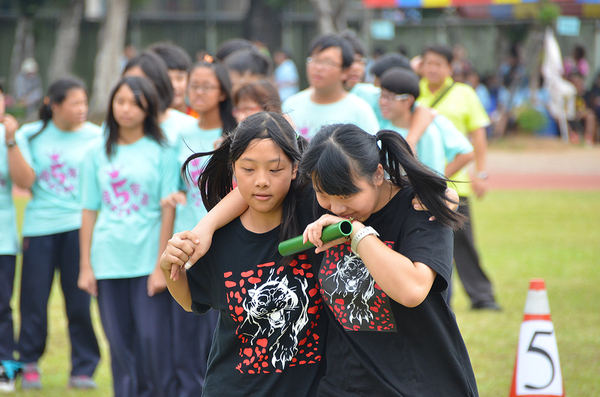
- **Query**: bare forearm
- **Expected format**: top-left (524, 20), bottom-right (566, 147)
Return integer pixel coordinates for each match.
top-left (80, 210), bottom-right (97, 268)
top-left (406, 106), bottom-right (434, 153)
top-left (470, 128), bottom-right (487, 173)
top-left (7, 147), bottom-right (35, 189)
top-left (351, 225), bottom-right (436, 307)
top-left (163, 269), bottom-right (193, 311)
top-left (191, 187), bottom-right (248, 236)
top-left (445, 151), bottom-right (474, 177)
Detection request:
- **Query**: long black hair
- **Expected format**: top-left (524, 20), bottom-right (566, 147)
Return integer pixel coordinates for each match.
top-left (300, 124), bottom-right (465, 229)
top-left (123, 51), bottom-right (174, 114)
top-left (104, 76), bottom-right (165, 158)
top-left (30, 77), bottom-right (86, 140)
top-left (189, 61), bottom-right (237, 136)
top-left (183, 112), bottom-right (307, 258)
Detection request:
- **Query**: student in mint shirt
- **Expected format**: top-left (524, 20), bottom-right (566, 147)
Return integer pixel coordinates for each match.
top-left (282, 33), bottom-right (379, 140)
top-left (0, 83), bottom-right (21, 393)
top-left (78, 76), bottom-right (179, 397)
top-left (379, 67), bottom-right (474, 178)
top-left (122, 51), bottom-right (219, 396)
top-left (10, 77), bottom-right (101, 390)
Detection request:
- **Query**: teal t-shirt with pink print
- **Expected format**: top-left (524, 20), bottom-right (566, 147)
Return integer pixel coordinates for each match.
top-left (81, 136), bottom-right (179, 279)
top-left (173, 119), bottom-right (222, 233)
top-left (15, 120), bottom-right (102, 237)
top-left (0, 125), bottom-right (19, 255)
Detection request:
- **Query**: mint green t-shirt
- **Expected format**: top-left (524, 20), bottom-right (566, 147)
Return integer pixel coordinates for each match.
top-left (380, 115), bottom-right (473, 176)
top-left (350, 83), bottom-right (386, 127)
top-left (0, 125), bottom-right (18, 255)
top-left (81, 137), bottom-right (179, 279)
top-left (15, 120), bottom-right (102, 237)
top-left (173, 120), bottom-right (222, 233)
top-left (161, 108), bottom-right (198, 145)
top-left (282, 89), bottom-right (379, 140)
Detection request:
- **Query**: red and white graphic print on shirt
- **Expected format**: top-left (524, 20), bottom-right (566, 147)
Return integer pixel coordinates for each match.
top-left (101, 167), bottom-right (149, 217)
top-left (224, 255), bottom-right (324, 374)
top-left (319, 242), bottom-right (397, 332)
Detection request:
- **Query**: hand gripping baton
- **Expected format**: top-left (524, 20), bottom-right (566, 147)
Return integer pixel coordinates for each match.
top-left (278, 220), bottom-right (353, 256)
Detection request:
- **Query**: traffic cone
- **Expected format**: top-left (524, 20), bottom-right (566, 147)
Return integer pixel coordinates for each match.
top-left (509, 279), bottom-right (564, 397)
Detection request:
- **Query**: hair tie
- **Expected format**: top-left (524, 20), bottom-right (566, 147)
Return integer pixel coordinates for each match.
top-left (376, 136), bottom-right (382, 150)
top-left (204, 54), bottom-right (214, 63)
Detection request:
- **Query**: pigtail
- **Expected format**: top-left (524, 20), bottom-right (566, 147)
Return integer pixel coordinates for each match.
top-left (376, 130), bottom-right (466, 229)
top-left (183, 134), bottom-right (234, 211)
top-left (30, 99), bottom-right (53, 140)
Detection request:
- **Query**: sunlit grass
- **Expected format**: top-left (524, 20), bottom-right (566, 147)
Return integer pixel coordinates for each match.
top-left (10, 190), bottom-right (600, 396)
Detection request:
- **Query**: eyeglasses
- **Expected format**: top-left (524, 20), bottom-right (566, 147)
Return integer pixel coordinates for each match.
top-left (380, 93), bottom-right (412, 102)
top-left (353, 57), bottom-right (368, 66)
top-left (188, 84), bottom-right (219, 93)
top-left (306, 57), bottom-right (342, 69)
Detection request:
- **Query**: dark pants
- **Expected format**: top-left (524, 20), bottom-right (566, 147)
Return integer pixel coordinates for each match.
top-left (97, 277), bottom-right (177, 397)
top-left (17, 231), bottom-right (100, 376)
top-left (453, 197), bottom-right (497, 307)
top-left (170, 299), bottom-right (218, 397)
top-left (0, 255), bottom-right (16, 361)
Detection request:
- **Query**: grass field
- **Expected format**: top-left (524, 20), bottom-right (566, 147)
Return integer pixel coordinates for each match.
top-left (8, 190), bottom-right (600, 396)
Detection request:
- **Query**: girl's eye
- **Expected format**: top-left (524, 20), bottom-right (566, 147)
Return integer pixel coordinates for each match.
top-left (270, 168), bottom-right (283, 173)
top-left (340, 195), bottom-right (351, 200)
top-left (242, 168), bottom-right (253, 172)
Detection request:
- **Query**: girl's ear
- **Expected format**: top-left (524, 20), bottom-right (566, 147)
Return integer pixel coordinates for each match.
top-left (373, 164), bottom-right (385, 187)
top-left (291, 164), bottom-right (298, 180)
top-left (219, 90), bottom-right (227, 103)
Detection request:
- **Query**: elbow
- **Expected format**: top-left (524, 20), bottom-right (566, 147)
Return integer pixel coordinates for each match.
top-left (396, 286), bottom-right (430, 308)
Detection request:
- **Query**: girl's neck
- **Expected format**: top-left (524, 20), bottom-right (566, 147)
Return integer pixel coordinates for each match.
top-left (390, 111), bottom-right (412, 129)
top-left (198, 107), bottom-right (222, 130)
top-left (311, 84), bottom-right (347, 105)
top-left (118, 126), bottom-right (145, 145)
top-left (158, 109), bottom-right (170, 124)
top-left (239, 207), bottom-right (282, 234)
top-left (52, 117), bottom-right (84, 132)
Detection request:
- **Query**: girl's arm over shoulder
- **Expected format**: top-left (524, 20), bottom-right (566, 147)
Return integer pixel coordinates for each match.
top-left (183, 187), bottom-right (248, 269)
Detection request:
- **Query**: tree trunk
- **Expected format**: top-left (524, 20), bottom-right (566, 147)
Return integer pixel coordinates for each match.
top-left (89, 0), bottom-right (130, 123)
top-left (243, 0), bottom-right (282, 54)
top-left (47, 0), bottom-right (85, 83)
top-left (332, 0), bottom-right (348, 33)
top-left (310, 0), bottom-right (336, 35)
top-left (9, 16), bottom-right (35, 94)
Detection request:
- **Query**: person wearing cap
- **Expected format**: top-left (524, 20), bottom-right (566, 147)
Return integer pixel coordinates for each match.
top-left (418, 43), bottom-right (500, 311)
top-left (379, 67), bottom-right (474, 180)
top-left (14, 58), bottom-right (43, 122)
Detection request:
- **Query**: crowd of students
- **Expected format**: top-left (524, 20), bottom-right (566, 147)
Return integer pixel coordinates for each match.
top-left (0, 33), bottom-right (501, 396)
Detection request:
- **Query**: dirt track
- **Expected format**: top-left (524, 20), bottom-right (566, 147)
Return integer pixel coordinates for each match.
top-left (486, 137), bottom-right (600, 190)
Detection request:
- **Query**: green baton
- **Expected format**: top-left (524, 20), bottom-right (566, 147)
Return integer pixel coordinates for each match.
top-left (278, 220), bottom-right (353, 256)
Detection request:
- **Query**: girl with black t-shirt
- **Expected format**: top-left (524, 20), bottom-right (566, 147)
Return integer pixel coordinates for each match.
top-left (300, 124), bottom-right (478, 397)
top-left (160, 112), bottom-right (328, 397)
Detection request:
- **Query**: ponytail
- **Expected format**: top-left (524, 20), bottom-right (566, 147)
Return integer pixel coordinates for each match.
top-left (29, 77), bottom-right (86, 140)
top-left (183, 134), bottom-right (234, 212)
top-left (301, 124), bottom-right (465, 230)
top-left (376, 129), bottom-right (465, 229)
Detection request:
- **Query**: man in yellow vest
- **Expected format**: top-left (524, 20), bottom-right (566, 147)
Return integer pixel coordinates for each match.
top-left (418, 43), bottom-right (500, 310)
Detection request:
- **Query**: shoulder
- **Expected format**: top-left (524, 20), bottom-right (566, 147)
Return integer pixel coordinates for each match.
top-left (82, 122), bottom-right (102, 134)
top-left (452, 82), bottom-right (479, 98)
top-left (16, 120), bottom-right (44, 139)
top-left (283, 89), bottom-right (311, 107)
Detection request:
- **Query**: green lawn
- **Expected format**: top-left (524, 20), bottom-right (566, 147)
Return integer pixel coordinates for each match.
top-left (9, 190), bottom-right (600, 396)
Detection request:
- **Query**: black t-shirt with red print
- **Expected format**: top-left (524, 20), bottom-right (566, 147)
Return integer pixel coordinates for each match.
top-left (316, 186), bottom-right (479, 397)
top-left (187, 209), bottom-right (327, 396)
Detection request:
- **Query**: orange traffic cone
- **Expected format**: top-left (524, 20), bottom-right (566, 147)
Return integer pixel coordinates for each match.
top-left (509, 279), bottom-right (564, 397)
